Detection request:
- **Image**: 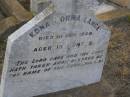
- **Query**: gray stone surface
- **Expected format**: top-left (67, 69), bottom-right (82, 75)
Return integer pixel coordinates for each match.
top-left (31, 0), bottom-right (101, 15)
top-left (0, 0), bottom-right (111, 97)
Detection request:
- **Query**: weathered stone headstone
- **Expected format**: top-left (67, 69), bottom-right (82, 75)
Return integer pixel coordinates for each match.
top-left (30, 0), bottom-right (100, 15)
top-left (0, 0), bottom-right (111, 97)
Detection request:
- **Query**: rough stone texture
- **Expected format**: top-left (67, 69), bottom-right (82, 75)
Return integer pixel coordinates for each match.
top-left (35, 18), bottom-right (130, 97)
top-left (0, 0), bottom-right (129, 97)
top-left (0, 1), bottom-right (111, 97)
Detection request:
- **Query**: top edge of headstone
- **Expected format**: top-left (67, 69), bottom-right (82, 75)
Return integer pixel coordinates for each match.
top-left (8, 3), bottom-right (55, 43)
top-left (8, 0), bottom-right (109, 43)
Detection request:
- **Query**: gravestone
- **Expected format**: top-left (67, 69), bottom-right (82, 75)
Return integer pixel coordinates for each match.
top-left (0, 0), bottom-right (111, 97)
